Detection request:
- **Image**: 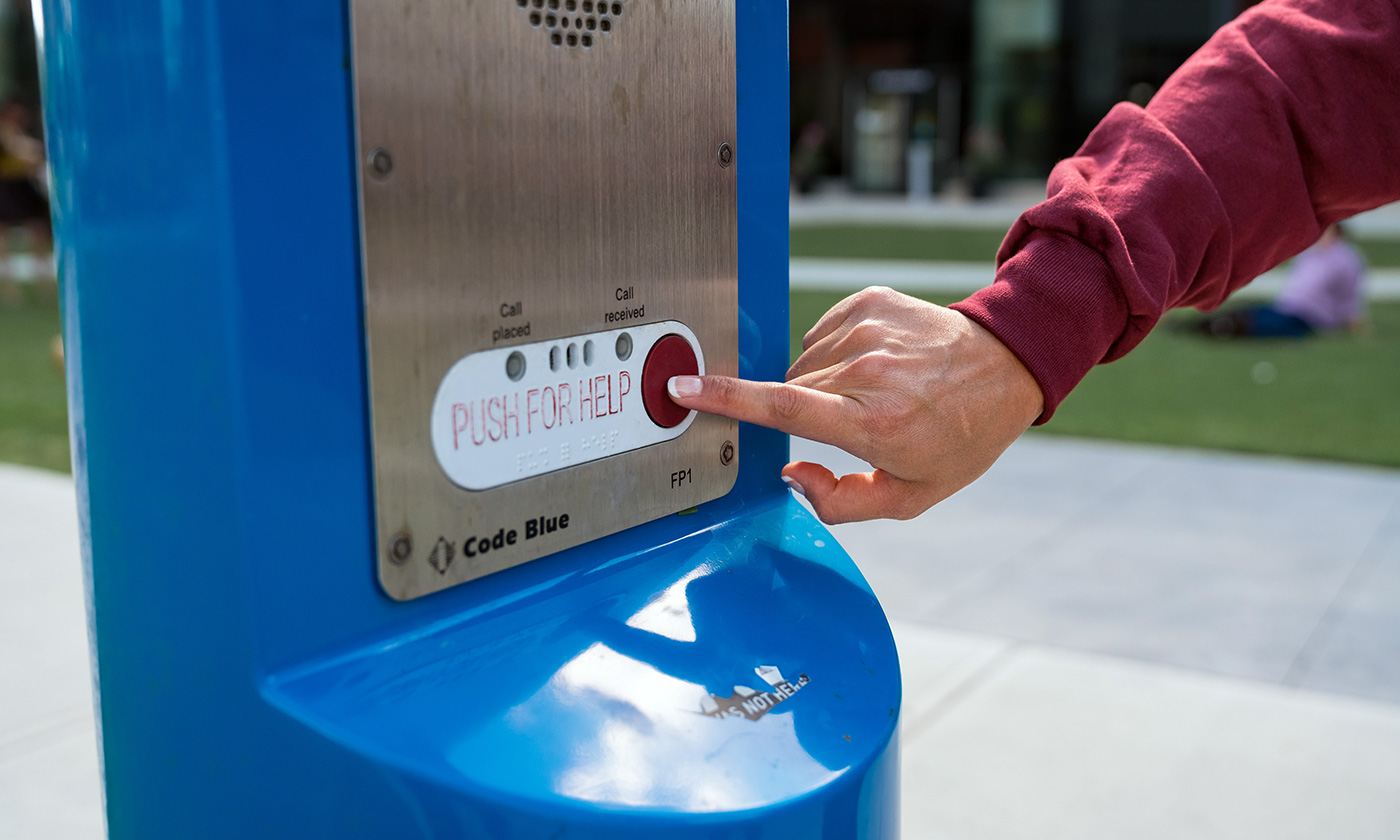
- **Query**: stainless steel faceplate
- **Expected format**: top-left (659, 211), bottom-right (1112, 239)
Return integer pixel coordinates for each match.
top-left (352, 0), bottom-right (739, 600)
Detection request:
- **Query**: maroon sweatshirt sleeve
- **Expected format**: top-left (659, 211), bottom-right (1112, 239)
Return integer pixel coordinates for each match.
top-left (951, 0), bottom-right (1400, 422)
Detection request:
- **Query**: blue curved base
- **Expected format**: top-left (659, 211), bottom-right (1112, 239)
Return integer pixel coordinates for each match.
top-left (267, 497), bottom-right (900, 837)
top-left (41, 0), bottom-right (902, 835)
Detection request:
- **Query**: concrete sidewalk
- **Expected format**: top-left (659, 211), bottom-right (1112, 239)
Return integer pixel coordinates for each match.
top-left (790, 257), bottom-right (1400, 302)
top-left (806, 436), bottom-right (1400, 838)
top-left (5, 436), bottom-right (1400, 838)
top-left (796, 436), bottom-right (1400, 703)
top-left (0, 466), bottom-right (101, 840)
top-left (790, 193), bottom-right (1400, 236)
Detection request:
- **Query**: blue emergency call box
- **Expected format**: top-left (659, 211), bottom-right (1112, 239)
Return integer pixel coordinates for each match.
top-left (42, 0), bottom-right (901, 836)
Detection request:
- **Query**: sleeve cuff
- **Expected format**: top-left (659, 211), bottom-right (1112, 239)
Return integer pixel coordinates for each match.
top-left (950, 232), bottom-right (1128, 424)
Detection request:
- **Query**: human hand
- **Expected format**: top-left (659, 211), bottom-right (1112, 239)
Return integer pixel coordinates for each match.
top-left (667, 287), bottom-right (1044, 524)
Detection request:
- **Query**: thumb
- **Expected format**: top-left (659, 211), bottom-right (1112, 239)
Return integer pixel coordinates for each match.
top-left (782, 462), bottom-right (919, 524)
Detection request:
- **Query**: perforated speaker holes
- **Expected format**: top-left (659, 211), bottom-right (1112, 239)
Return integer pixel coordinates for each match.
top-left (517, 0), bottom-right (625, 49)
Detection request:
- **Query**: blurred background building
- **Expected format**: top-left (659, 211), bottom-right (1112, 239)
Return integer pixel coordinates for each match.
top-left (790, 0), bottom-right (1263, 198)
top-left (0, 0), bottom-right (1277, 201)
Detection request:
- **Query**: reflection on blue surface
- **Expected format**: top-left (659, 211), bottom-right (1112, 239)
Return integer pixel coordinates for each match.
top-left (626, 566), bottom-right (707, 642)
top-left (269, 499), bottom-right (898, 816)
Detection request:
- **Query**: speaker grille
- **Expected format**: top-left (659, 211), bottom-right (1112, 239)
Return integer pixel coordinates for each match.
top-left (516, 0), bottom-right (628, 49)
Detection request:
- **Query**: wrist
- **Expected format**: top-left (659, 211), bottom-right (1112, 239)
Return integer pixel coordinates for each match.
top-left (950, 232), bottom-right (1125, 423)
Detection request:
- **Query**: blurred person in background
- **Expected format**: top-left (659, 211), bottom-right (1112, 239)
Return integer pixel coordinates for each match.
top-left (962, 123), bottom-right (1004, 200)
top-left (791, 121), bottom-right (830, 196)
top-left (1199, 223), bottom-right (1367, 338)
top-left (0, 97), bottom-right (50, 281)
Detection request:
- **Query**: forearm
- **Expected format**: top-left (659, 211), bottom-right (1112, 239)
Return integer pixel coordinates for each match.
top-left (954, 0), bottom-right (1400, 420)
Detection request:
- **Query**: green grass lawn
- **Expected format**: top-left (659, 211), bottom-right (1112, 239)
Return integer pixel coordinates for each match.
top-left (0, 283), bottom-right (69, 472)
top-left (3, 279), bottom-right (1397, 474)
top-left (791, 226), bottom-right (1010, 263)
top-left (792, 289), bottom-right (1400, 469)
top-left (791, 224), bottom-right (1400, 268)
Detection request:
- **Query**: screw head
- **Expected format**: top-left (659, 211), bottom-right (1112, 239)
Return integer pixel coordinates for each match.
top-left (369, 148), bottom-right (394, 179)
top-left (389, 532), bottom-right (413, 565)
top-left (720, 440), bottom-right (736, 466)
top-left (718, 143), bottom-right (733, 168)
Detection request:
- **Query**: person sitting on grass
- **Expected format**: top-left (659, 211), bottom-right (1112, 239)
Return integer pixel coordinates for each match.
top-left (1199, 223), bottom-right (1366, 338)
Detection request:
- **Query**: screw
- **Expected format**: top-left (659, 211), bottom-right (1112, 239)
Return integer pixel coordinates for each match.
top-left (369, 147), bottom-right (394, 179)
top-left (720, 440), bottom-right (735, 466)
top-left (718, 143), bottom-right (733, 168)
top-left (389, 532), bottom-right (413, 565)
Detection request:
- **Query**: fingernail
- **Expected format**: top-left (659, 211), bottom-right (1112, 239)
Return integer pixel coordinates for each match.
top-left (668, 376), bottom-right (702, 399)
top-left (782, 476), bottom-right (806, 497)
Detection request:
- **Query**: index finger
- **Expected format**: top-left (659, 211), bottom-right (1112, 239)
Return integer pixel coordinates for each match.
top-left (667, 374), bottom-right (866, 453)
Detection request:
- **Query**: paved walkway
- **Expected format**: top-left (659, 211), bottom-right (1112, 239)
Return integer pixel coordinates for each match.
top-left (0, 466), bottom-right (102, 840)
top-left (5, 436), bottom-right (1400, 838)
top-left (790, 257), bottom-right (1400, 301)
top-left (790, 191), bottom-right (1040, 229)
top-left (790, 192), bottom-right (1400, 236)
top-left (810, 436), bottom-right (1400, 838)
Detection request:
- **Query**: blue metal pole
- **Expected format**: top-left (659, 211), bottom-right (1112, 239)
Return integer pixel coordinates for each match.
top-left (42, 0), bottom-right (901, 836)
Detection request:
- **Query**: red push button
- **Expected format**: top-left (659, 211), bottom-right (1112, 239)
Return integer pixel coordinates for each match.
top-left (641, 334), bottom-right (699, 428)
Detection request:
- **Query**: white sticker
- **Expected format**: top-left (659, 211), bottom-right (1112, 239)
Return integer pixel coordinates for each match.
top-left (430, 321), bottom-right (703, 491)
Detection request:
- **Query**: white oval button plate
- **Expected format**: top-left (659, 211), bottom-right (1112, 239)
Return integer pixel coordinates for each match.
top-left (430, 321), bottom-right (703, 491)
